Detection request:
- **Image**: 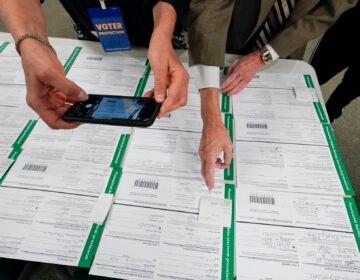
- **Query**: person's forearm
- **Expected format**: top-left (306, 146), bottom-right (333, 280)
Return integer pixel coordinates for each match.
top-left (200, 88), bottom-right (223, 128)
top-left (0, 0), bottom-right (47, 40)
top-left (152, 2), bottom-right (176, 41)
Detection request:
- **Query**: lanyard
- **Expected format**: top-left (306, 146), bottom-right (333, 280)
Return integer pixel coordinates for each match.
top-left (99, 0), bottom-right (106, 9)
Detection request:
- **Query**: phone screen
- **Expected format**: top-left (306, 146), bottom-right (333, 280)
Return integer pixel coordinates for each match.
top-left (90, 96), bottom-right (144, 120)
top-left (63, 94), bottom-right (161, 127)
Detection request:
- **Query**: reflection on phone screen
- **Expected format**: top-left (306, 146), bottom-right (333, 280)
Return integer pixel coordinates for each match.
top-left (91, 97), bottom-right (143, 120)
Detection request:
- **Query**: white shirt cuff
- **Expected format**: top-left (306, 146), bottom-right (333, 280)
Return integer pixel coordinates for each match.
top-left (266, 44), bottom-right (280, 61)
top-left (191, 65), bottom-right (220, 90)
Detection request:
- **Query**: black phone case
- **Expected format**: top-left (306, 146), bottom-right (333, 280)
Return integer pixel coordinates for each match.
top-left (63, 95), bottom-right (161, 127)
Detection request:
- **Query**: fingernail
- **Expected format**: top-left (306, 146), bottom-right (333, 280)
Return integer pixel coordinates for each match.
top-left (78, 91), bottom-right (88, 101)
top-left (155, 93), bottom-right (165, 102)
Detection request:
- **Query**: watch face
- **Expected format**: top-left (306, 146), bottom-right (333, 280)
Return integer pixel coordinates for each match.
top-left (260, 47), bottom-right (272, 64)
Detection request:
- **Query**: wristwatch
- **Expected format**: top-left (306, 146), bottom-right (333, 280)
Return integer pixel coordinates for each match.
top-left (259, 46), bottom-right (273, 65)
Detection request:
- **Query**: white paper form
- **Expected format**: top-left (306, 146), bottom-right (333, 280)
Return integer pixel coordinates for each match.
top-left (90, 204), bottom-right (234, 280)
top-left (0, 147), bottom-right (12, 159)
top-left (2, 119), bottom-right (129, 195)
top-left (0, 187), bottom-right (99, 266)
top-left (232, 87), bottom-right (326, 122)
top-left (66, 67), bottom-right (142, 97)
top-left (18, 120), bottom-right (129, 168)
top-left (150, 106), bottom-right (203, 133)
top-left (236, 222), bottom-right (360, 280)
top-left (232, 87), bottom-right (319, 105)
top-left (0, 44), bottom-right (76, 84)
top-left (245, 72), bottom-right (309, 89)
top-left (236, 188), bottom-right (353, 232)
top-left (0, 42), bottom-right (75, 66)
top-left (2, 158), bottom-right (113, 196)
top-left (122, 128), bottom-right (230, 182)
top-left (0, 84), bottom-right (26, 106)
top-left (0, 55), bottom-right (25, 84)
top-left (71, 51), bottom-right (146, 72)
top-left (0, 106), bottom-right (37, 149)
top-left (115, 172), bottom-right (226, 212)
top-left (22, 119), bottom-right (130, 147)
top-left (233, 102), bottom-right (324, 124)
top-left (234, 118), bottom-right (329, 145)
top-left (236, 141), bottom-right (352, 196)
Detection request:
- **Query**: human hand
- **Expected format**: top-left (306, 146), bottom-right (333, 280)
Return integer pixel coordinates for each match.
top-left (145, 37), bottom-right (189, 118)
top-left (144, 1), bottom-right (189, 118)
top-left (221, 51), bottom-right (264, 95)
top-left (20, 40), bottom-right (88, 129)
top-left (199, 88), bottom-right (232, 190)
top-left (199, 122), bottom-right (232, 190)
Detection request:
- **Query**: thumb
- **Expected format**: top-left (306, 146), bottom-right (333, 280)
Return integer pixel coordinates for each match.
top-left (50, 74), bottom-right (88, 102)
top-left (153, 68), bottom-right (167, 103)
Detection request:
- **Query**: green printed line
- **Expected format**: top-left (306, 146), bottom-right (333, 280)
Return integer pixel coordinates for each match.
top-left (111, 134), bottom-right (130, 168)
top-left (313, 102), bottom-right (327, 123)
top-left (221, 184), bottom-right (235, 280)
top-left (136, 63), bottom-right (151, 97)
top-left (134, 77), bottom-right (144, 97)
top-left (63, 46), bottom-right (82, 74)
top-left (322, 123), bottom-right (336, 143)
top-left (221, 94), bottom-right (230, 113)
top-left (144, 62), bottom-right (151, 78)
top-left (12, 120), bottom-right (37, 149)
top-left (105, 168), bottom-right (122, 195)
top-left (304, 74), bottom-right (314, 88)
top-left (224, 114), bottom-right (234, 142)
top-left (8, 148), bottom-right (22, 160)
top-left (344, 197), bottom-right (360, 252)
top-left (0, 42), bottom-right (10, 53)
top-left (78, 223), bottom-right (105, 268)
top-left (324, 125), bottom-right (354, 195)
top-left (224, 159), bottom-right (234, 182)
top-left (137, 77), bottom-right (148, 97)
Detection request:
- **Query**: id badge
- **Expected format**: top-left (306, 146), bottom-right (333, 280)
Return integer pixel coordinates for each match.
top-left (88, 6), bottom-right (131, 51)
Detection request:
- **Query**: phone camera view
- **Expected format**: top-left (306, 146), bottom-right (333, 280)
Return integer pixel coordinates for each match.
top-left (63, 94), bottom-right (161, 127)
top-left (91, 96), bottom-right (145, 120)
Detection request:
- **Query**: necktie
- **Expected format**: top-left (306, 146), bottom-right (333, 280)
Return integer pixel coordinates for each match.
top-left (255, 0), bottom-right (296, 48)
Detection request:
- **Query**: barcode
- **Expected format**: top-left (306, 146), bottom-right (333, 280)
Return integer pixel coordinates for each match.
top-left (22, 163), bottom-right (47, 172)
top-left (163, 113), bottom-right (171, 119)
top-left (250, 194), bottom-right (275, 205)
top-left (134, 179), bottom-right (159, 190)
top-left (87, 56), bottom-right (103, 61)
top-left (246, 122), bottom-right (268, 129)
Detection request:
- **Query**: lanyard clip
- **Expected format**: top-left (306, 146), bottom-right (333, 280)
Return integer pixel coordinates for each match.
top-left (99, 0), bottom-right (106, 9)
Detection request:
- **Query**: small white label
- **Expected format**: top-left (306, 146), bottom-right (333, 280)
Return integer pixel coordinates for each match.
top-left (293, 87), bottom-right (317, 102)
top-left (89, 193), bottom-right (114, 225)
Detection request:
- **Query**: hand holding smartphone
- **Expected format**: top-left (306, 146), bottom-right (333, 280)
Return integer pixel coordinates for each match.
top-left (63, 94), bottom-right (161, 127)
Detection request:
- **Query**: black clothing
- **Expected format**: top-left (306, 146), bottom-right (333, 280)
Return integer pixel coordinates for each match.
top-left (311, 2), bottom-right (360, 122)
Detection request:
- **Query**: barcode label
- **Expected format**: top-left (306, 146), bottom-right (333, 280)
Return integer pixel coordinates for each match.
top-left (246, 122), bottom-right (268, 129)
top-left (22, 163), bottom-right (47, 172)
top-left (134, 179), bottom-right (159, 190)
top-left (87, 56), bottom-right (103, 61)
top-left (163, 113), bottom-right (171, 119)
top-left (250, 194), bottom-right (275, 205)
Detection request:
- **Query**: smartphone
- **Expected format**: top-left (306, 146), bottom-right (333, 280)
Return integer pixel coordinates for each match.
top-left (63, 94), bottom-right (161, 127)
